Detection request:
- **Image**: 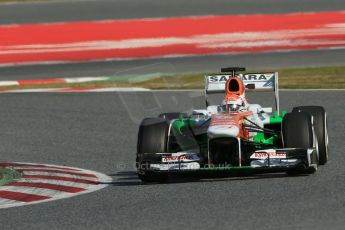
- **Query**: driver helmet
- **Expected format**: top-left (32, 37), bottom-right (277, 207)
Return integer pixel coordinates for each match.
top-left (221, 95), bottom-right (245, 112)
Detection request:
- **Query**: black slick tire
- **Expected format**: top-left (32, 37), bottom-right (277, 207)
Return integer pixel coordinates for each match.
top-left (282, 112), bottom-right (316, 174)
top-left (137, 118), bottom-right (169, 182)
top-left (292, 106), bottom-right (329, 165)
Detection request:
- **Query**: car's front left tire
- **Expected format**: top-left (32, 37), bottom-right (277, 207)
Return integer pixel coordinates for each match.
top-left (137, 117), bottom-right (169, 182)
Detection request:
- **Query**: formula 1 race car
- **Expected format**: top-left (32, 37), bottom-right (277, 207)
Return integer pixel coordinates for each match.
top-left (136, 67), bottom-right (329, 182)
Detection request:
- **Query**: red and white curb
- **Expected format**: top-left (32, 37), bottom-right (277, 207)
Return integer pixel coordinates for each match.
top-left (0, 87), bottom-right (150, 93)
top-left (0, 162), bottom-right (112, 209)
top-left (0, 75), bottom-right (150, 93)
top-left (0, 76), bottom-right (110, 87)
top-left (1, 11), bottom-right (345, 66)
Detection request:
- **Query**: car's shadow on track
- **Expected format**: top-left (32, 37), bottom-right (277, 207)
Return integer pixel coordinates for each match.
top-left (104, 171), bottom-right (308, 186)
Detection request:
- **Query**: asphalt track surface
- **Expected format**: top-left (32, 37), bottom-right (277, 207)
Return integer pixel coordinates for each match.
top-left (0, 90), bottom-right (344, 229)
top-left (1, 0), bottom-right (345, 80)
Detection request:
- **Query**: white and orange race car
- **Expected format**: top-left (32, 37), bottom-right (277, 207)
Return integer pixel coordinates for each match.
top-left (136, 67), bottom-right (329, 182)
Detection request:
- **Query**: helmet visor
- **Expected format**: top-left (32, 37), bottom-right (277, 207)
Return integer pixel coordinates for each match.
top-left (221, 103), bottom-right (240, 112)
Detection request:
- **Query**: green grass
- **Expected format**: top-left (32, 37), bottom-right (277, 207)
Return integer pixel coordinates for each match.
top-left (0, 65), bottom-right (344, 91)
top-left (135, 65), bottom-right (345, 89)
top-left (0, 167), bottom-right (22, 186)
top-left (276, 66), bottom-right (345, 89)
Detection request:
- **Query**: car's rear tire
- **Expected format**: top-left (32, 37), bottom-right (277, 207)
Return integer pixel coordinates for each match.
top-left (282, 112), bottom-right (317, 174)
top-left (137, 118), bottom-right (169, 182)
top-left (292, 106), bottom-right (329, 165)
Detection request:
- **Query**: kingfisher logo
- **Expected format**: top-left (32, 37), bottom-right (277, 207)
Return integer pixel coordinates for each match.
top-left (251, 152), bottom-right (287, 159)
top-left (161, 155), bottom-right (195, 163)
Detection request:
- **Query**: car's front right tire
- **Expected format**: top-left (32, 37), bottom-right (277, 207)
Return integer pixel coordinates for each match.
top-left (292, 106), bottom-right (329, 165)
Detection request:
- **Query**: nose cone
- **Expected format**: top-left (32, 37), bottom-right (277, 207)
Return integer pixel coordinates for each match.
top-left (208, 125), bottom-right (240, 139)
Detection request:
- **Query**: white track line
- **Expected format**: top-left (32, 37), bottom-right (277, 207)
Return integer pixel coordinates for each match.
top-left (19, 171), bottom-right (99, 181)
top-left (0, 87), bottom-right (151, 94)
top-left (13, 167), bottom-right (99, 177)
top-left (0, 198), bottom-right (25, 206)
top-left (0, 81), bottom-right (19, 86)
top-left (5, 162), bottom-right (82, 171)
top-left (15, 179), bottom-right (98, 189)
top-left (0, 186), bottom-right (69, 197)
top-left (13, 167), bottom-right (83, 173)
top-left (11, 166), bottom-right (81, 172)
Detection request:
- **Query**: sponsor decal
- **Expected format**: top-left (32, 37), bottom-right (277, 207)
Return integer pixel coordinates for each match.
top-left (207, 74), bottom-right (273, 83)
top-left (210, 115), bottom-right (238, 126)
top-left (208, 75), bottom-right (232, 82)
top-left (161, 155), bottom-right (195, 163)
top-left (243, 75), bottom-right (269, 81)
top-left (210, 112), bottom-right (252, 127)
top-left (251, 152), bottom-right (286, 159)
top-left (207, 74), bottom-right (275, 92)
top-left (150, 162), bottom-right (200, 171)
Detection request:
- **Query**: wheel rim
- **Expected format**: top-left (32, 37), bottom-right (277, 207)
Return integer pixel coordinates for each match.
top-left (325, 113), bottom-right (329, 160)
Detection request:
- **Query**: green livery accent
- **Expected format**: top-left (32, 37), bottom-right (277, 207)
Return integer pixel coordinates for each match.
top-left (171, 110), bottom-right (287, 148)
top-left (171, 117), bottom-right (202, 150)
top-left (253, 132), bottom-right (275, 145)
top-left (172, 117), bottom-right (195, 135)
top-left (269, 111), bottom-right (287, 124)
top-left (252, 111), bottom-right (286, 144)
top-left (171, 119), bottom-right (185, 135)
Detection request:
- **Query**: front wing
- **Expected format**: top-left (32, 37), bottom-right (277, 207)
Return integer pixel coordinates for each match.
top-left (137, 148), bottom-right (318, 177)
